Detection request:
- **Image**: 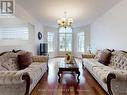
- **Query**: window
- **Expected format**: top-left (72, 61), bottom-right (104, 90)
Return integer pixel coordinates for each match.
top-left (77, 32), bottom-right (85, 52)
top-left (48, 32), bottom-right (54, 52)
top-left (0, 26), bottom-right (29, 40)
top-left (59, 27), bottom-right (72, 51)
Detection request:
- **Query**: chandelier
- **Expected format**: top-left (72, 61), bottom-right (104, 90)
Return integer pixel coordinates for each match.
top-left (57, 11), bottom-right (73, 28)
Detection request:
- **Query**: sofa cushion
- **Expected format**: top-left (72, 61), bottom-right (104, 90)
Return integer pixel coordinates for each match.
top-left (18, 52), bottom-right (32, 70)
top-left (94, 50), bottom-right (102, 60)
top-left (32, 56), bottom-right (48, 62)
top-left (30, 62), bottom-right (47, 72)
top-left (98, 49), bottom-right (111, 65)
top-left (83, 59), bottom-right (105, 71)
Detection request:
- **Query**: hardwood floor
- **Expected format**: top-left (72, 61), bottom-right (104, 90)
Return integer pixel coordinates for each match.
top-left (31, 58), bottom-right (108, 95)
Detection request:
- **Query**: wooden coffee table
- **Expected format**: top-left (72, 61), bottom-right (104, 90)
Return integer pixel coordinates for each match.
top-left (58, 59), bottom-right (80, 83)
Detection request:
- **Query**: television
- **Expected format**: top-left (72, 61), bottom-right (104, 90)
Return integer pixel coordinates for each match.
top-left (40, 43), bottom-right (48, 55)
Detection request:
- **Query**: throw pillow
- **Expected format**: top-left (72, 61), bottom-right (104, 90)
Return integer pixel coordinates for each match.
top-left (18, 52), bottom-right (32, 70)
top-left (1, 58), bottom-right (19, 71)
top-left (94, 50), bottom-right (102, 60)
top-left (0, 65), bottom-right (8, 71)
top-left (98, 49), bottom-right (111, 65)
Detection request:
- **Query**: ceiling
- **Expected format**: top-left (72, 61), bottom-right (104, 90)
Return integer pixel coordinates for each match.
top-left (16, 0), bottom-right (120, 27)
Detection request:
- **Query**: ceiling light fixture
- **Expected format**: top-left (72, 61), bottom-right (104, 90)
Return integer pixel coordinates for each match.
top-left (57, 11), bottom-right (73, 28)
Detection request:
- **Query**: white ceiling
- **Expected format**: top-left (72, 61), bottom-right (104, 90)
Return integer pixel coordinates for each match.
top-left (16, 0), bottom-right (120, 27)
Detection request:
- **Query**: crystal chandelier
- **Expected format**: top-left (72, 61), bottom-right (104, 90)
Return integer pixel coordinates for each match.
top-left (57, 11), bottom-right (73, 28)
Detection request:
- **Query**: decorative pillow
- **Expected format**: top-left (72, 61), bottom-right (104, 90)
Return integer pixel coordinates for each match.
top-left (94, 50), bottom-right (102, 60)
top-left (98, 49), bottom-right (111, 65)
top-left (1, 58), bottom-right (19, 71)
top-left (82, 54), bottom-right (95, 58)
top-left (18, 52), bottom-right (32, 70)
top-left (0, 65), bottom-right (8, 71)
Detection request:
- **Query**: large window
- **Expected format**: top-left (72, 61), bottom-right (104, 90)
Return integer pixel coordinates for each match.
top-left (48, 32), bottom-right (54, 52)
top-left (0, 26), bottom-right (29, 40)
top-left (59, 27), bottom-right (72, 51)
top-left (77, 32), bottom-right (85, 52)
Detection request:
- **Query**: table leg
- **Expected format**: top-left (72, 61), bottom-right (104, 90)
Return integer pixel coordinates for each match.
top-left (76, 70), bottom-right (80, 83)
top-left (58, 70), bottom-right (61, 83)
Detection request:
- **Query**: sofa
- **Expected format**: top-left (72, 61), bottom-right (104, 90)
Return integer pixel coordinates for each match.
top-left (82, 50), bottom-right (127, 95)
top-left (0, 50), bottom-right (48, 95)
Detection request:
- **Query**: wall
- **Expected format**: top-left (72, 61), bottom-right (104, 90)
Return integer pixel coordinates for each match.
top-left (0, 18), bottom-right (35, 53)
top-left (16, 3), bottom-right (44, 54)
top-left (43, 25), bottom-right (91, 58)
top-left (0, 3), bottom-right (43, 55)
top-left (35, 24), bottom-right (44, 55)
top-left (43, 26), bottom-right (58, 58)
top-left (73, 25), bottom-right (91, 57)
top-left (91, 0), bottom-right (127, 52)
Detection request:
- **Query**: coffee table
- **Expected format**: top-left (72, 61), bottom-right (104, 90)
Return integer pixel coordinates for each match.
top-left (57, 59), bottom-right (80, 83)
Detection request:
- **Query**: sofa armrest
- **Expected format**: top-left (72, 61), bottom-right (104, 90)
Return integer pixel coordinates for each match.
top-left (32, 55), bottom-right (48, 62)
top-left (107, 73), bottom-right (116, 95)
top-left (108, 70), bottom-right (127, 81)
top-left (0, 71), bottom-right (29, 84)
top-left (0, 71), bottom-right (30, 95)
top-left (82, 54), bottom-right (95, 58)
top-left (107, 70), bottom-right (127, 95)
top-left (112, 70), bottom-right (127, 81)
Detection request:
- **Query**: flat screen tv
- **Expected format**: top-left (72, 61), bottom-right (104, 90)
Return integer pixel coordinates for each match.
top-left (40, 43), bottom-right (48, 55)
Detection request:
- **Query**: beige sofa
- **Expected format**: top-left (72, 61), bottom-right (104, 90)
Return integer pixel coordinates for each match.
top-left (82, 50), bottom-right (127, 95)
top-left (0, 51), bottom-right (48, 95)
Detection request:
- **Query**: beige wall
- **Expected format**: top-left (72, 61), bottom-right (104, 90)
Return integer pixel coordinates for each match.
top-left (91, 0), bottom-right (127, 52)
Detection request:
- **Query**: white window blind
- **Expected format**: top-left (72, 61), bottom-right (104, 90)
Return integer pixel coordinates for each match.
top-left (59, 27), bottom-right (72, 52)
top-left (77, 32), bottom-right (85, 52)
top-left (0, 26), bottom-right (29, 40)
top-left (48, 32), bottom-right (54, 52)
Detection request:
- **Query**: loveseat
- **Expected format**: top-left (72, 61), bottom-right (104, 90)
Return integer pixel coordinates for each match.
top-left (82, 50), bottom-right (127, 95)
top-left (0, 50), bottom-right (48, 95)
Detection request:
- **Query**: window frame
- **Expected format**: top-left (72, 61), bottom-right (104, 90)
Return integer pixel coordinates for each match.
top-left (47, 32), bottom-right (55, 52)
top-left (77, 32), bottom-right (85, 53)
top-left (58, 27), bottom-right (72, 52)
top-left (0, 23), bottom-right (34, 46)
top-left (0, 26), bottom-right (29, 40)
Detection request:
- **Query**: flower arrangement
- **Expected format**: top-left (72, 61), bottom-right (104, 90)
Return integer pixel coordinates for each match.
top-left (65, 52), bottom-right (73, 64)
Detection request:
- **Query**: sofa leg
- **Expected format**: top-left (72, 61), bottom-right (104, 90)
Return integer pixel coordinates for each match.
top-left (47, 66), bottom-right (49, 72)
top-left (22, 74), bottom-right (31, 95)
top-left (81, 59), bottom-right (85, 69)
top-left (107, 73), bottom-right (116, 95)
top-left (47, 55), bottom-right (49, 72)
